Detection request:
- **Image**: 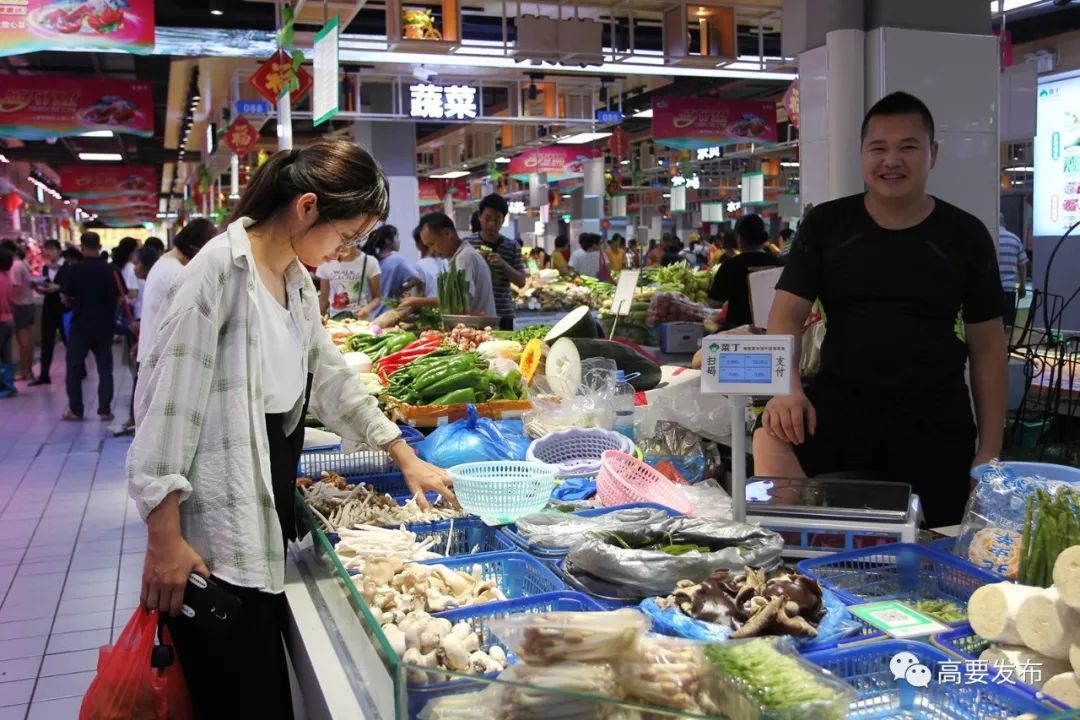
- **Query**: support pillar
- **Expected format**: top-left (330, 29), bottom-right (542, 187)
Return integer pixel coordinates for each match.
top-left (352, 121), bottom-right (420, 265)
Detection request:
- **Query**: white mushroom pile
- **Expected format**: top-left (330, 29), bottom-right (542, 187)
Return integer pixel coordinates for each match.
top-left (333, 525), bottom-right (443, 573)
top-left (357, 560), bottom-right (507, 624)
top-left (299, 473), bottom-right (465, 530)
top-left (385, 614), bottom-right (509, 684)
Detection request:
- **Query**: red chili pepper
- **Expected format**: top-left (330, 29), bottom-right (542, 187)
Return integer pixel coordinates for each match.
top-left (374, 337), bottom-right (444, 374)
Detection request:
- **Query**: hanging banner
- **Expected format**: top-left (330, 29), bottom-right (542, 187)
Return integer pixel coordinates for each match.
top-left (249, 50), bottom-right (313, 106)
top-left (0, 76), bottom-right (154, 140)
top-left (60, 166), bottom-right (157, 199)
top-left (418, 178), bottom-right (468, 206)
top-left (223, 115), bottom-right (259, 155)
top-left (312, 17), bottom-right (340, 126)
top-left (783, 81), bottom-right (800, 131)
top-left (77, 194), bottom-right (157, 209)
top-left (418, 179), bottom-right (443, 206)
top-left (651, 97), bottom-right (777, 150)
top-left (508, 146), bottom-right (602, 181)
top-left (0, 0), bottom-right (155, 57)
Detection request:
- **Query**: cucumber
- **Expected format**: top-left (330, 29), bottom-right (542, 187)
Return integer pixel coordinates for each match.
top-left (544, 305), bottom-right (600, 343)
top-left (546, 337), bottom-right (662, 397)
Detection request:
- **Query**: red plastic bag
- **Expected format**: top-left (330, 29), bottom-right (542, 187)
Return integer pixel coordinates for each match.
top-left (79, 609), bottom-right (193, 720)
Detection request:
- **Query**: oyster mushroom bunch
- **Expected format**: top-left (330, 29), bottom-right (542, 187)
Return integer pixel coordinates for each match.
top-left (299, 472), bottom-right (464, 529)
top-left (384, 614), bottom-right (508, 684)
top-left (357, 559), bottom-right (507, 626)
top-left (657, 567), bottom-right (825, 639)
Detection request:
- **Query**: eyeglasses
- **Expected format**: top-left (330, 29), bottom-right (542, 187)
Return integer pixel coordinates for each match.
top-left (323, 214), bottom-right (379, 252)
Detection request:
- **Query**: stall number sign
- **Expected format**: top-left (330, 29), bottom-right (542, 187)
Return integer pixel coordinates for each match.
top-left (700, 334), bottom-right (793, 396)
top-left (409, 84), bottom-right (478, 120)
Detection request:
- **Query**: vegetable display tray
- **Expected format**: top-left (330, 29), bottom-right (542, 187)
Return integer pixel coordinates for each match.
top-left (500, 502), bottom-right (683, 559)
top-left (328, 517), bottom-right (516, 558)
top-left (298, 424), bottom-right (423, 478)
top-left (418, 551), bottom-right (567, 603)
top-left (795, 543), bottom-right (999, 615)
top-left (406, 592), bottom-right (604, 718)
top-left (803, 640), bottom-right (1060, 719)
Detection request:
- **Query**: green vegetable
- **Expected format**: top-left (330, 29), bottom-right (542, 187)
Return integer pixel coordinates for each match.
top-left (912, 599), bottom-right (966, 623)
top-left (1019, 487), bottom-right (1080, 587)
top-left (430, 387), bottom-right (476, 405)
top-left (419, 370), bottom-right (486, 400)
top-left (705, 639), bottom-right (851, 720)
top-left (438, 262), bottom-right (471, 315)
top-left (511, 325), bottom-right (552, 344)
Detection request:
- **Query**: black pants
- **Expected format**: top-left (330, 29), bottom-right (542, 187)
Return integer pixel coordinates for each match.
top-left (1003, 290), bottom-right (1018, 332)
top-left (65, 330), bottom-right (113, 416)
top-left (166, 380), bottom-right (310, 719)
top-left (166, 578), bottom-right (294, 720)
top-left (38, 306), bottom-right (64, 382)
top-left (790, 378), bottom-right (976, 528)
top-left (498, 315), bottom-right (514, 332)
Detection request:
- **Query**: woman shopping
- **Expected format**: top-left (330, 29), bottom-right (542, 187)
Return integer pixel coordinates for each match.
top-left (126, 140), bottom-right (456, 719)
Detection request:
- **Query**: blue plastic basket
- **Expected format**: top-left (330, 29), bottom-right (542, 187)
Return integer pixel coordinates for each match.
top-left (929, 536), bottom-right (956, 554)
top-left (971, 461), bottom-right (1080, 485)
top-left (796, 543), bottom-right (999, 616)
top-left (526, 428), bottom-right (635, 479)
top-left (327, 516), bottom-right (513, 556)
top-left (501, 503), bottom-right (683, 559)
top-left (552, 558), bottom-right (637, 610)
top-left (803, 640), bottom-right (1060, 719)
top-left (418, 551), bottom-right (567, 603)
top-left (298, 425), bottom-right (424, 478)
top-left (405, 592), bottom-right (604, 718)
top-left (930, 623), bottom-right (991, 660)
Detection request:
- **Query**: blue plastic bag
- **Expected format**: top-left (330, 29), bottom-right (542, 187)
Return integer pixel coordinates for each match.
top-left (418, 405), bottom-right (531, 467)
top-left (551, 477), bottom-right (597, 502)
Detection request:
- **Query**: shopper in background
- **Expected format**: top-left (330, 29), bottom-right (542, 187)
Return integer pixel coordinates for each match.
top-left (754, 91), bottom-right (1006, 528)
top-left (0, 248), bottom-right (15, 398)
top-left (605, 234), bottom-right (627, 272)
top-left (778, 227), bottom-right (794, 256)
top-left (411, 226), bottom-right (447, 298)
top-left (627, 239), bottom-right (643, 269)
top-left (138, 218), bottom-right (215, 373)
top-left (660, 233), bottom-right (684, 266)
top-left (998, 216), bottom-right (1026, 332)
top-left (317, 236), bottom-right (382, 319)
top-left (569, 233), bottom-right (604, 278)
top-left (60, 231), bottom-right (125, 422)
top-left (405, 211), bottom-right (497, 317)
top-left (707, 214), bottom-right (785, 328)
top-left (1, 239), bottom-right (34, 382)
top-left (30, 239), bottom-right (64, 386)
top-left (470, 193), bottom-right (526, 331)
top-left (111, 237), bottom-right (141, 373)
top-left (119, 245), bottom-right (160, 434)
top-left (646, 238), bottom-right (664, 267)
top-left (128, 142), bottom-right (454, 720)
top-left (364, 224), bottom-right (419, 316)
top-left (551, 234), bottom-right (571, 275)
top-left (528, 247), bottom-right (549, 272)
top-left (469, 210), bottom-right (482, 235)
top-left (144, 237), bottom-right (165, 254)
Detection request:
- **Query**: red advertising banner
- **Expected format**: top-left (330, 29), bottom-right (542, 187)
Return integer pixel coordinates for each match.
top-left (508, 146), bottom-right (602, 181)
top-left (652, 97), bottom-right (777, 150)
top-left (0, 76), bottom-right (154, 140)
top-left (60, 166), bottom-right (157, 199)
top-left (418, 179), bottom-right (442, 206)
top-left (0, 0), bottom-right (155, 57)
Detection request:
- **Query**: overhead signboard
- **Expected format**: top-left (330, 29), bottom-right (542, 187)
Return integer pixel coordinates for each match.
top-left (0, 76), bottom-right (153, 140)
top-left (312, 17), bottom-right (340, 127)
top-left (408, 84), bottom-right (479, 120)
top-left (507, 146), bottom-right (602, 181)
top-left (652, 97), bottom-right (777, 150)
top-left (1033, 71), bottom-right (1080, 237)
top-left (0, 0), bottom-right (155, 57)
top-left (60, 167), bottom-right (157, 199)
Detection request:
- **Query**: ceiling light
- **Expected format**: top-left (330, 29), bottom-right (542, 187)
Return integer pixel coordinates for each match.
top-left (494, 157), bottom-right (511, 163)
top-left (1005, 165), bottom-right (1035, 172)
top-left (780, 161), bottom-right (800, 168)
top-left (0, 154), bottom-right (8, 163)
top-left (79, 130), bottom-right (115, 138)
top-left (430, 170), bottom-right (470, 179)
top-left (561, 194), bottom-right (571, 198)
top-left (632, 108), bottom-right (653, 118)
top-left (991, 0), bottom-right (1043, 12)
top-left (556, 132), bottom-right (612, 145)
top-left (662, 193), bottom-right (671, 198)
top-left (620, 159), bottom-right (630, 165)
top-left (64, 200), bottom-right (70, 204)
top-left (78, 152), bottom-right (123, 162)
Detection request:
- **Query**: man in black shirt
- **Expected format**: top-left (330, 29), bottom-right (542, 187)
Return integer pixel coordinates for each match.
top-left (753, 92), bottom-right (1007, 527)
top-left (60, 231), bottom-right (124, 421)
top-left (708, 214), bottom-right (784, 328)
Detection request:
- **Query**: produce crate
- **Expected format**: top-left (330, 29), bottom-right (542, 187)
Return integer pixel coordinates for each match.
top-left (418, 551), bottom-right (567, 603)
top-left (796, 543), bottom-right (999, 618)
top-left (388, 399), bottom-right (533, 428)
top-left (929, 623), bottom-right (989, 659)
top-left (802, 640), bottom-right (1062, 718)
top-left (297, 425), bottom-right (424, 477)
top-left (327, 517), bottom-right (516, 558)
top-left (501, 503), bottom-right (683, 559)
top-left (406, 592), bottom-right (604, 718)
top-left (552, 558), bottom-right (637, 610)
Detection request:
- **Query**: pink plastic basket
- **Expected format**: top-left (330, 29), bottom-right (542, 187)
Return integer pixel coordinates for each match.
top-left (596, 450), bottom-right (694, 514)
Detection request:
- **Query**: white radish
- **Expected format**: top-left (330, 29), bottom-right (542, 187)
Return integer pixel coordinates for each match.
top-left (1071, 643), bottom-right (1080, 676)
top-left (969, 582), bottom-right (1044, 644)
top-left (1053, 546), bottom-right (1080, 610)
top-left (1042, 672), bottom-right (1080, 708)
top-left (1016, 587), bottom-right (1080, 660)
top-left (979, 645), bottom-right (1069, 689)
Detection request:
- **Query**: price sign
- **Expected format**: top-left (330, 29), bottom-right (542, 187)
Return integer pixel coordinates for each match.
top-left (610, 270), bottom-right (640, 316)
top-left (312, 17), bottom-right (340, 127)
top-left (848, 601), bottom-right (948, 639)
top-left (700, 334), bottom-right (793, 396)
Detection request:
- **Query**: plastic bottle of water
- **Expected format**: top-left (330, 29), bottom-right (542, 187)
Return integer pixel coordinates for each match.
top-left (612, 370), bottom-right (637, 441)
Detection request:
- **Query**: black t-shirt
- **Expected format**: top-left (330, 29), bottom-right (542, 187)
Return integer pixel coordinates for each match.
top-left (778, 193), bottom-right (1003, 397)
top-left (61, 256), bottom-right (123, 336)
top-left (708, 250), bottom-right (785, 328)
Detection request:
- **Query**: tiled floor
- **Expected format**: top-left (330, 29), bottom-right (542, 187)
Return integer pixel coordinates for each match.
top-left (0, 345), bottom-right (141, 718)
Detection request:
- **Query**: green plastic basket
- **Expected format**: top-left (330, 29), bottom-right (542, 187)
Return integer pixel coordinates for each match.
top-left (448, 461), bottom-right (559, 524)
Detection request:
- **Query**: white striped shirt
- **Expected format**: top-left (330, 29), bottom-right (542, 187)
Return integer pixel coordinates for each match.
top-left (998, 227), bottom-right (1024, 290)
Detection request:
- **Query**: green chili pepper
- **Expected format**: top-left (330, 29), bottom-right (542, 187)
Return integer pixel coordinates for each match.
top-left (430, 387), bottom-right (476, 405)
top-left (420, 370), bottom-right (485, 400)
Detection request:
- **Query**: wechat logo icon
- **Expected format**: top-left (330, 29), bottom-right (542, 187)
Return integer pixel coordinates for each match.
top-left (890, 651), bottom-right (933, 689)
